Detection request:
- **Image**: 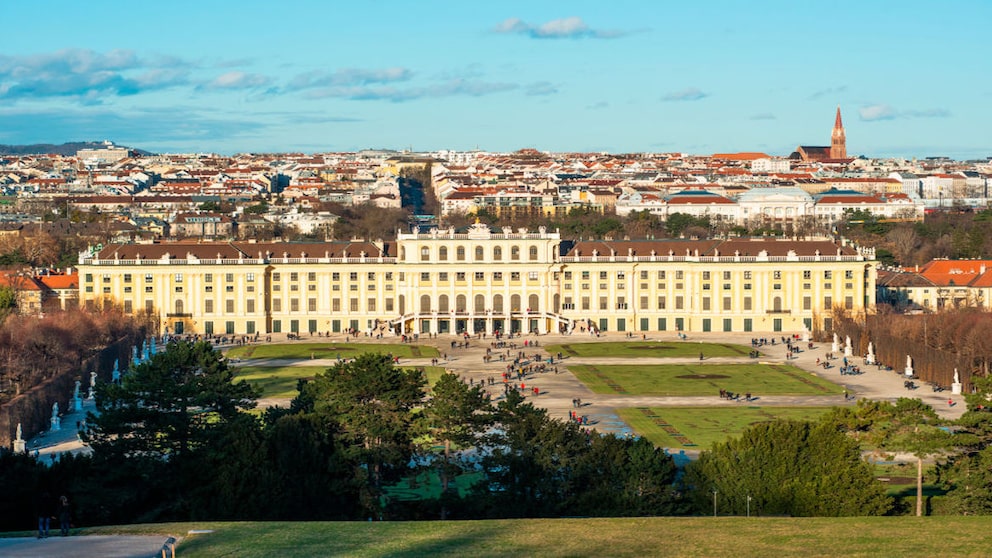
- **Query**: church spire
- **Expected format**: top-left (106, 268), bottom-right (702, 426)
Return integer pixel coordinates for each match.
top-left (830, 106), bottom-right (847, 159)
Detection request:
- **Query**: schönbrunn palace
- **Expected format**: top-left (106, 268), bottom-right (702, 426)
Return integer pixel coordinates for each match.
top-left (77, 222), bottom-right (875, 337)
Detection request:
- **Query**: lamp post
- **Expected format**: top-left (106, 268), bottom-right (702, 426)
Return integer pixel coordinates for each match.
top-left (712, 489), bottom-right (718, 517)
top-left (747, 494), bottom-right (752, 518)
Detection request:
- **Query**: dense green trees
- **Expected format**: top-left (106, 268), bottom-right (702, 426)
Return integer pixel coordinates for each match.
top-left (685, 420), bottom-right (891, 517)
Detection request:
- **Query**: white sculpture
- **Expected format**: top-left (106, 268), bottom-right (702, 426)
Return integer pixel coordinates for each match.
top-left (112, 360), bottom-right (121, 383)
top-left (72, 380), bottom-right (83, 411)
top-left (51, 402), bottom-right (61, 432)
top-left (953, 368), bottom-right (963, 394)
top-left (13, 423), bottom-right (25, 454)
top-left (844, 335), bottom-right (853, 357)
top-left (831, 333), bottom-right (840, 354)
top-left (866, 342), bottom-right (875, 365)
top-left (905, 355), bottom-right (914, 377)
top-left (88, 371), bottom-right (97, 399)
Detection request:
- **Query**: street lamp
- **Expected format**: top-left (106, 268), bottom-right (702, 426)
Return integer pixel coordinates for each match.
top-left (747, 494), bottom-right (752, 518)
top-left (712, 488), bottom-right (718, 517)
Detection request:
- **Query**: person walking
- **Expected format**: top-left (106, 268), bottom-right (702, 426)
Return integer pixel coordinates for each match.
top-left (36, 491), bottom-right (54, 538)
top-left (58, 494), bottom-right (71, 536)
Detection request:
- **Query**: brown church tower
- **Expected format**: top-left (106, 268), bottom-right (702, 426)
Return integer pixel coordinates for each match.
top-left (830, 106), bottom-right (847, 159)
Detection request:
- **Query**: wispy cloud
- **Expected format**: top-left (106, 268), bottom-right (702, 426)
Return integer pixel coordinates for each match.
top-left (808, 85), bottom-right (847, 100)
top-left (303, 78), bottom-right (518, 102)
top-left (525, 81), bottom-right (558, 96)
top-left (493, 16), bottom-right (626, 39)
top-left (662, 87), bottom-right (708, 102)
top-left (0, 48), bottom-right (192, 101)
top-left (287, 67), bottom-right (412, 91)
top-left (859, 103), bottom-right (950, 121)
top-left (204, 71), bottom-right (273, 90)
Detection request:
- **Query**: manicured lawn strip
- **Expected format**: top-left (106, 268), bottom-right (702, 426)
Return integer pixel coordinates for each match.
top-left (617, 406), bottom-right (833, 450)
top-left (234, 366), bottom-right (326, 400)
top-left (235, 365), bottom-right (447, 401)
top-left (226, 343), bottom-right (439, 360)
top-left (50, 517), bottom-right (992, 557)
top-left (546, 341), bottom-right (752, 358)
top-left (569, 364), bottom-right (843, 396)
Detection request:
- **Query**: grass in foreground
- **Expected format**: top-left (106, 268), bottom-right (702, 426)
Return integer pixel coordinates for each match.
top-left (546, 341), bottom-right (753, 358)
top-left (570, 363), bottom-right (843, 396)
top-left (42, 517), bottom-right (992, 557)
top-left (617, 406), bottom-right (832, 449)
top-left (226, 343), bottom-right (439, 360)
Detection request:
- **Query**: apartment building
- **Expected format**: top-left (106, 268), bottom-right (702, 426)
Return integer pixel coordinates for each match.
top-left (77, 223), bottom-right (875, 336)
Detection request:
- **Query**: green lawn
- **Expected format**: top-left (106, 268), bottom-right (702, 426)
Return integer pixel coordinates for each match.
top-left (617, 406), bottom-right (833, 449)
top-left (570, 363), bottom-right (843, 396)
top-left (235, 365), bottom-right (447, 401)
top-left (546, 341), bottom-right (753, 358)
top-left (225, 343), bottom-right (439, 360)
top-left (48, 517), bottom-right (992, 557)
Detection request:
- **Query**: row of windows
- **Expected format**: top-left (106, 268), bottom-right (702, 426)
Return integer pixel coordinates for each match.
top-left (414, 245), bottom-right (543, 262)
top-left (418, 293), bottom-right (540, 313)
top-left (562, 270), bottom-right (858, 281)
top-left (561, 295), bottom-right (855, 312)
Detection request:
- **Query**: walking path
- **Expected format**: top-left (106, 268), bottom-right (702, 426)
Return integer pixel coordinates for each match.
top-left (0, 535), bottom-right (172, 558)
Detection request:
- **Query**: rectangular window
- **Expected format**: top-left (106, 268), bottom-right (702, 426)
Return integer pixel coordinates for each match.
top-left (206, 285), bottom-right (215, 293)
top-left (226, 299), bottom-right (235, 313)
top-left (457, 272), bottom-right (467, 281)
top-left (529, 271), bottom-right (539, 281)
top-left (658, 317), bottom-right (667, 331)
top-left (145, 286), bottom-right (153, 293)
top-left (773, 271), bottom-right (782, 280)
top-left (723, 318), bottom-right (732, 332)
top-left (273, 273), bottom-right (281, 281)
top-left (308, 298), bottom-right (317, 312)
top-left (247, 321), bottom-right (255, 334)
top-left (226, 285), bottom-right (234, 292)
top-left (600, 271), bottom-right (608, 279)
top-left (124, 274), bottom-right (132, 283)
top-left (174, 273), bottom-right (183, 282)
top-left (824, 271), bottom-right (832, 280)
top-left (475, 272), bottom-right (485, 281)
top-left (205, 273), bottom-right (213, 282)
top-left (675, 296), bottom-right (684, 310)
top-left (658, 271), bottom-right (666, 279)
top-left (385, 298), bottom-right (394, 312)
top-left (226, 321), bottom-right (235, 334)
top-left (439, 272), bottom-right (448, 281)
top-left (421, 272), bottom-right (430, 281)
top-left (702, 271), bottom-right (710, 280)
top-left (824, 296), bottom-right (833, 309)
top-left (124, 286), bottom-right (132, 294)
top-left (640, 270), bottom-right (649, 280)
top-left (582, 271), bottom-right (590, 280)
top-left (349, 272), bottom-right (358, 281)
top-left (246, 299), bottom-right (255, 313)
top-left (723, 297), bottom-right (732, 311)
top-left (803, 296), bottom-right (812, 310)
top-left (205, 321), bottom-right (214, 335)
top-left (803, 270), bottom-right (812, 280)
top-left (845, 296), bottom-right (854, 310)
top-left (493, 272), bottom-right (502, 281)
top-left (845, 270), bottom-right (854, 280)
top-left (226, 273), bottom-right (234, 282)
top-left (145, 300), bottom-right (154, 312)
top-left (744, 318), bottom-right (752, 332)
top-left (723, 271), bottom-right (731, 280)
top-left (307, 272), bottom-right (316, 281)
top-left (332, 272), bottom-right (340, 281)
top-left (123, 300), bottom-right (132, 313)
top-left (290, 298), bottom-right (300, 312)
top-left (581, 297), bottom-right (590, 310)
top-left (273, 299), bottom-right (282, 312)
top-left (367, 298), bottom-right (376, 311)
top-left (658, 296), bottom-right (666, 310)
top-left (675, 270), bottom-right (684, 280)
top-left (702, 297), bottom-right (710, 311)
top-left (247, 273), bottom-right (255, 282)
top-left (332, 299), bottom-right (341, 312)
top-left (599, 297), bottom-right (608, 310)
top-left (205, 300), bottom-right (214, 313)
top-left (640, 296), bottom-right (649, 310)
top-left (510, 272), bottom-right (520, 281)
top-left (350, 298), bottom-right (359, 312)
top-left (744, 297), bottom-right (752, 311)
top-left (743, 271), bottom-right (752, 280)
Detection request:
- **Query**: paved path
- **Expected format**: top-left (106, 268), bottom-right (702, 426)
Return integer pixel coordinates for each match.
top-left (0, 535), bottom-right (174, 558)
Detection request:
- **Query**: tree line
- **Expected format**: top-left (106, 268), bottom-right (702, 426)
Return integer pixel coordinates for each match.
top-left (11, 338), bottom-right (992, 529)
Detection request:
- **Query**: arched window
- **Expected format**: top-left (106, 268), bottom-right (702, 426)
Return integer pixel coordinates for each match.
top-left (175, 299), bottom-right (184, 314)
top-left (510, 294), bottom-right (521, 312)
top-left (511, 246), bottom-right (520, 261)
top-left (528, 294), bottom-right (539, 312)
top-left (438, 295), bottom-right (449, 313)
top-left (475, 294), bottom-right (486, 313)
top-left (493, 246), bottom-right (502, 261)
top-left (456, 295), bottom-right (467, 312)
top-left (493, 294), bottom-right (504, 313)
top-left (439, 246), bottom-right (448, 261)
top-left (773, 296), bottom-right (782, 312)
top-left (420, 294), bottom-right (431, 313)
top-left (420, 247), bottom-right (430, 261)
top-left (529, 246), bottom-right (538, 261)
top-left (475, 246), bottom-right (484, 261)
top-left (456, 247), bottom-right (466, 261)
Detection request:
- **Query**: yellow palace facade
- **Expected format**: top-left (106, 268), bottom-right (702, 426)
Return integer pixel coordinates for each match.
top-left (77, 222), bottom-right (875, 336)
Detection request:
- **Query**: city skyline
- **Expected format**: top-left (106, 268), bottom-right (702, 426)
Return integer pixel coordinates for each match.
top-left (1, 0), bottom-right (989, 159)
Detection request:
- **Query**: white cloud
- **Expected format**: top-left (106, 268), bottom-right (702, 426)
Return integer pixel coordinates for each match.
top-left (493, 16), bottom-right (625, 39)
top-left (662, 87), bottom-right (708, 102)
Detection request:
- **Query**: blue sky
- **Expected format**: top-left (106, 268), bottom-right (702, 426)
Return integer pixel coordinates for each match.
top-left (1, 0), bottom-right (989, 158)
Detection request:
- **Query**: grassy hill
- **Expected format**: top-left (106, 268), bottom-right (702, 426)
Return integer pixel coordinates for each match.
top-left (51, 516), bottom-right (992, 557)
